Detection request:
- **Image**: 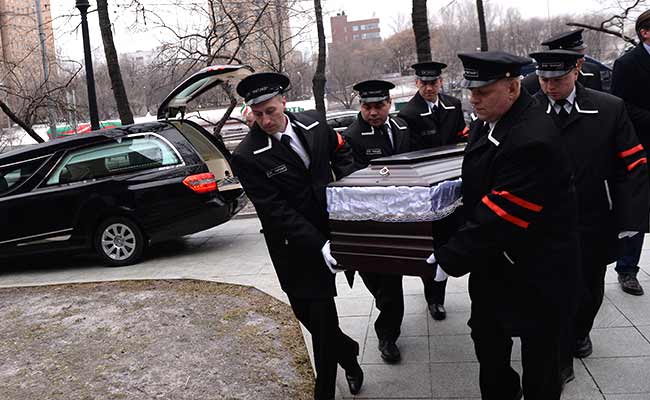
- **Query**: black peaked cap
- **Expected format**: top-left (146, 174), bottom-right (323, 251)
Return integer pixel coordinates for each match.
top-left (236, 72), bottom-right (290, 105)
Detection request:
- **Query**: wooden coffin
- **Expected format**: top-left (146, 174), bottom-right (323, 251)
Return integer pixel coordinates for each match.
top-left (327, 144), bottom-right (464, 277)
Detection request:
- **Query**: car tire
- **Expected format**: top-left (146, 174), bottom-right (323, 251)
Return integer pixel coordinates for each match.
top-left (95, 217), bottom-right (145, 267)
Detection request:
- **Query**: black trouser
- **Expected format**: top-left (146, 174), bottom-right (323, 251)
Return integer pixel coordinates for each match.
top-left (470, 316), bottom-right (563, 400)
top-left (574, 241), bottom-right (607, 340)
top-left (287, 295), bottom-right (360, 400)
top-left (422, 276), bottom-right (447, 305)
top-left (359, 272), bottom-right (404, 342)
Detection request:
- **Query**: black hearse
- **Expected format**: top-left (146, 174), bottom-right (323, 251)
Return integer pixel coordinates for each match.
top-left (0, 65), bottom-right (252, 266)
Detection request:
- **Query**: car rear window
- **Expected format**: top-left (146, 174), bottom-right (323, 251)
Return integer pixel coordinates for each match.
top-left (0, 156), bottom-right (48, 196)
top-left (46, 134), bottom-right (182, 185)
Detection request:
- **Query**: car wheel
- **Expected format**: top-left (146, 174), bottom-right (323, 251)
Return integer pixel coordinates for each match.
top-left (95, 217), bottom-right (145, 267)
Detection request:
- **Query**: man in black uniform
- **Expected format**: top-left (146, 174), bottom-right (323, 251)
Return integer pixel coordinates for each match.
top-left (522, 29), bottom-right (605, 94)
top-left (397, 62), bottom-right (468, 321)
top-left (427, 51), bottom-right (581, 400)
top-left (342, 79), bottom-right (412, 363)
top-left (611, 9), bottom-right (650, 296)
top-left (231, 72), bottom-right (363, 400)
top-left (530, 49), bottom-right (649, 370)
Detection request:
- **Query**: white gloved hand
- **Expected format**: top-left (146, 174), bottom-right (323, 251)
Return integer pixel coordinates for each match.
top-left (618, 231), bottom-right (639, 239)
top-left (426, 252), bottom-right (449, 282)
top-left (321, 240), bottom-right (342, 274)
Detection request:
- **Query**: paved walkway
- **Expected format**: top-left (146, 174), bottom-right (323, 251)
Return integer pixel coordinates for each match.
top-left (2, 217), bottom-right (650, 399)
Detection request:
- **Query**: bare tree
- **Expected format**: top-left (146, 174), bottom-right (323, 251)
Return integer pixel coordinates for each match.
top-left (412, 0), bottom-right (432, 62)
top-left (327, 42), bottom-right (389, 109)
top-left (312, 0), bottom-right (327, 114)
top-left (97, 0), bottom-right (134, 125)
top-left (384, 28), bottom-right (417, 75)
top-left (240, 0), bottom-right (315, 73)
top-left (566, 0), bottom-right (648, 46)
top-left (128, 0), bottom-right (271, 135)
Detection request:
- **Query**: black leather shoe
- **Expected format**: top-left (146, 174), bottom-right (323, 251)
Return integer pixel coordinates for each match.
top-left (574, 335), bottom-right (593, 358)
top-left (618, 273), bottom-right (645, 296)
top-left (428, 303), bottom-right (446, 320)
top-left (378, 339), bottom-right (401, 363)
top-left (345, 364), bottom-right (363, 395)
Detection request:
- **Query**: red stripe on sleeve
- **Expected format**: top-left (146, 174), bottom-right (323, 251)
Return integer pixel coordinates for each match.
top-left (618, 144), bottom-right (644, 158)
top-left (336, 133), bottom-right (345, 151)
top-left (491, 190), bottom-right (543, 212)
top-left (481, 196), bottom-right (530, 229)
top-left (627, 157), bottom-right (648, 171)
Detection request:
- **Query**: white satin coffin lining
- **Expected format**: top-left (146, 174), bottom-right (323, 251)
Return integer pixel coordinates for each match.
top-left (327, 179), bottom-right (463, 222)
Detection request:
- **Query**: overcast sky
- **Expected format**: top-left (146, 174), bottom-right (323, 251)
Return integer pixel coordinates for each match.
top-left (51, 0), bottom-right (611, 61)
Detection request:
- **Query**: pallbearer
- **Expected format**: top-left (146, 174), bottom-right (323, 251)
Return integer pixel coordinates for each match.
top-left (427, 51), bottom-right (581, 400)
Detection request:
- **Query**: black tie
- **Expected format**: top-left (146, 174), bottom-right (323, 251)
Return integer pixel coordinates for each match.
top-left (556, 99), bottom-right (570, 125)
top-left (431, 104), bottom-right (440, 125)
top-left (379, 124), bottom-right (394, 151)
top-left (280, 134), bottom-right (297, 156)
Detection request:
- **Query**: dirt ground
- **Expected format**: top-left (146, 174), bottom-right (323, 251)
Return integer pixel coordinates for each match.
top-left (0, 280), bottom-right (314, 400)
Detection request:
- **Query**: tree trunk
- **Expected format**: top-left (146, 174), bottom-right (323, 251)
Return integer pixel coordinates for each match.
top-left (476, 0), bottom-right (489, 51)
top-left (212, 83), bottom-right (238, 137)
top-left (312, 0), bottom-right (327, 115)
top-left (412, 0), bottom-right (431, 62)
top-left (97, 0), bottom-right (135, 125)
top-left (0, 99), bottom-right (44, 143)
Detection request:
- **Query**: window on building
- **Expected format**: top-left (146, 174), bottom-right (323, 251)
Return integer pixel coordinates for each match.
top-left (352, 25), bottom-right (359, 31)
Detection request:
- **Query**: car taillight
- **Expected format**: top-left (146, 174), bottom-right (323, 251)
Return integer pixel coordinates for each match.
top-left (183, 173), bottom-right (217, 193)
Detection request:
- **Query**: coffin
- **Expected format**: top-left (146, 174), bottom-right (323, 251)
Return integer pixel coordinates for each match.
top-left (327, 144), bottom-right (464, 277)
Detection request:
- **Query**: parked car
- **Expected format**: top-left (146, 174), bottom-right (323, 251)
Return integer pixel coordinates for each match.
top-left (0, 65), bottom-right (252, 266)
top-left (326, 110), bottom-right (358, 133)
top-left (326, 110), bottom-right (407, 134)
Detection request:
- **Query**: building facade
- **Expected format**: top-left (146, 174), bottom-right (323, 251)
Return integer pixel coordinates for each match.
top-left (330, 12), bottom-right (381, 46)
top-left (0, 0), bottom-right (56, 81)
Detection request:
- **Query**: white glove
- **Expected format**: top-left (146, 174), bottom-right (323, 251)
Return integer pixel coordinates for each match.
top-left (618, 231), bottom-right (639, 239)
top-left (321, 240), bottom-right (342, 274)
top-left (426, 252), bottom-right (449, 282)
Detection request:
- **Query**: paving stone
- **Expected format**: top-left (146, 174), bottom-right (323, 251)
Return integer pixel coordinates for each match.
top-left (362, 336), bottom-right (430, 364)
top-left (590, 327), bottom-right (650, 358)
top-left (584, 357), bottom-right (650, 394)
top-left (638, 325), bottom-right (650, 343)
top-left (430, 334), bottom-right (477, 363)
top-left (593, 302), bottom-right (633, 328)
top-left (605, 285), bottom-right (650, 326)
top-left (430, 362), bottom-right (481, 398)
top-left (428, 311), bottom-right (472, 336)
top-left (337, 363), bottom-right (432, 399)
top-left (367, 313), bottom-right (429, 338)
top-left (562, 360), bottom-right (605, 400)
top-left (338, 315), bottom-right (370, 355)
top-left (335, 296), bottom-right (374, 317)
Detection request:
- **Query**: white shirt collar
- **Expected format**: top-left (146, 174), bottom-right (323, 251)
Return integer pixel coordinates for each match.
top-left (272, 115), bottom-right (311, 167)
top-left (548, 87), bottom-right (576, 113)
top-left (426, 98), bottom-right (439, 110)
top-left (644, 42), bottom-right (650, 56)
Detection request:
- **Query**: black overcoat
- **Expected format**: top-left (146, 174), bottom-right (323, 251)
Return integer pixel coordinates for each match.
top-left (231, 111), bottom-right (355, 299)
top-left (534, 84), bottom-right (649, 263)
top-left (611, 44), bottom-right (650, 158)
top-left (397, 91), bottom-right (467, 150)
top-left (435, 90), bottom-right (580, 334)
top-left (343, 113), bottom-right (412, 169)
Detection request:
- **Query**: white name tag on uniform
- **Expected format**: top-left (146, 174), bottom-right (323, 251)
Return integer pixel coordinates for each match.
top-left (266, 164), bottom-right (288, 178)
